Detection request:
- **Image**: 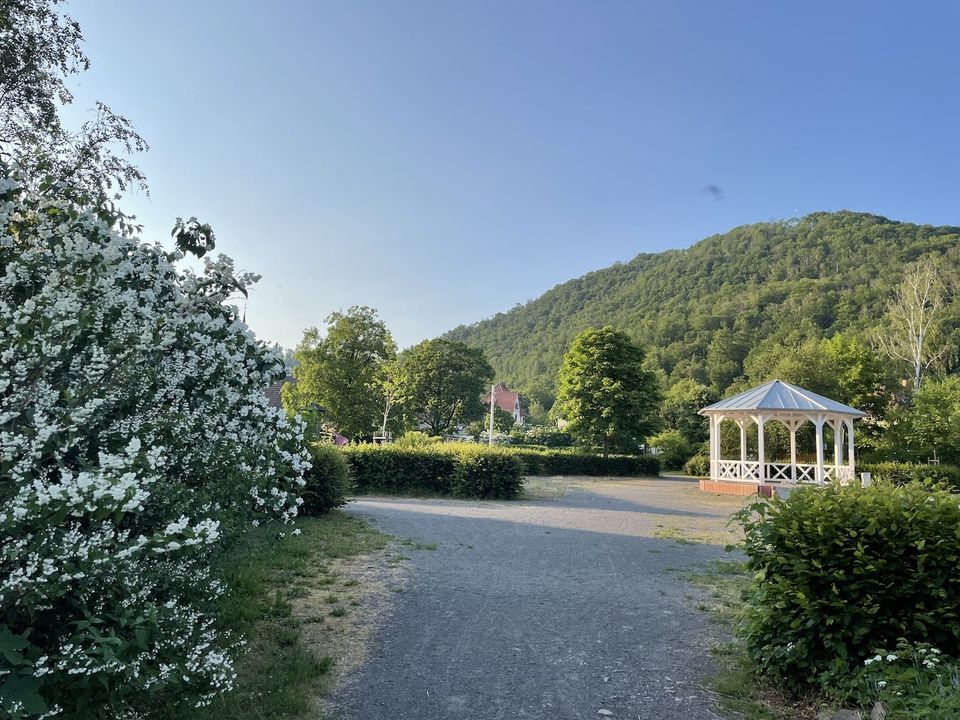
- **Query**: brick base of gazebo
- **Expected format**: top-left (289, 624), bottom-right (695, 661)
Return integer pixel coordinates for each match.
top-left (699, 479), bottom-right (775, 497)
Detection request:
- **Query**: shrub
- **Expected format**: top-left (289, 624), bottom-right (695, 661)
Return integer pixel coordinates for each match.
top-left (0, 178), bottom-right (309, 717)
top-left (507, 448), bottom-right (660, 477)
top-left (393, 431), bottom-right (443, 448)
top-left (684, 451), bottom-right (711, 477)
top-left (647, 429), bottom-right (694, 470)
top-left (521, 426), bottom-right (575, 447)
top-left (860, 462), bottom-right (960, 492)
top-left (736, 482), bottom-right (960, 688)
top-left (342, 445), bottom-right (457, 495)
top-left (301, 444), bottom-right (350, 515)
top-left (451, 447), bottom-right (525, 499)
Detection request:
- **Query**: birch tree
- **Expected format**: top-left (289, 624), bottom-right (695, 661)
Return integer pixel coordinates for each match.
top-left (877, 258), bottom-right (951, 390)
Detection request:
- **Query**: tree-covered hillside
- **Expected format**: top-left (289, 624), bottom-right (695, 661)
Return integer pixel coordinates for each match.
top-left (445, 212), bottom-right (960, 405)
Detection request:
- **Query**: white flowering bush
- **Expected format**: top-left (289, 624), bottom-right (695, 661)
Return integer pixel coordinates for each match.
top-left (0, 174), bottom-right (309, 718)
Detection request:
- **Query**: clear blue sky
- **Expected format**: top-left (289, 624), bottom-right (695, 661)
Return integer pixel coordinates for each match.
top-left (65, 1), bottom-right (960, 350)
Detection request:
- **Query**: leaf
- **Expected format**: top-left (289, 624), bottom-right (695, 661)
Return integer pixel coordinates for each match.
top-left (0, 673), bottom-right (48, 715)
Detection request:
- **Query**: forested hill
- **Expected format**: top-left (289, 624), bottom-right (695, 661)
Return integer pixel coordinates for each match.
top-left (444, 211), bottom-right (960, 402)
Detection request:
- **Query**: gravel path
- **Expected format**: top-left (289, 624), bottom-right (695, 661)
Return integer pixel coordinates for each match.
top-left (331, 477), bottom-right (748, 720)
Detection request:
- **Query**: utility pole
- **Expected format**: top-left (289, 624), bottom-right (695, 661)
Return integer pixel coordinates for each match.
top-left (488, 383), bottom-right (496, 445)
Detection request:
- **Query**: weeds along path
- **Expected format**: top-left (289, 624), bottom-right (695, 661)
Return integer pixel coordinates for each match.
top-left (331, 478), bottom-right (748, 720)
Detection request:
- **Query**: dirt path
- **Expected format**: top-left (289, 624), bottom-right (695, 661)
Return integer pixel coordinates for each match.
top-left (330, 477), bottom-right (748, 720)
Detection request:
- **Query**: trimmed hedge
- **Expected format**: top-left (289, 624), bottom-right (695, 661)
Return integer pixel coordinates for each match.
top-left (301, 443), bottom-right (350, 515)
top-left (736, 482), bottom-right (960, 688)
top-left (340, 444), bottom-right (657, 499)
top-left (506, 448), bottom-right (660, 477)
top-left (341, 445), bottom-right (458, 495)
top-left (859, 461), bottom-right (960, 492)
top-left (452, 448), bottom-right (525, 499)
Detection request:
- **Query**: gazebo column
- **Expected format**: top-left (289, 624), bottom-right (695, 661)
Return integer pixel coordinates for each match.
top-left (709, 415), bottom-right (718, 480)
top-left (832, 418), bottom-right (843, 482)
top-left (814, 415), bottom-right (826, 484)
top-left (846, 418), bottom-right (856, 476)
top-left (789, 419), bottom-right (798, 483)
top-left (755, 414), bottom-right (766, 482)
top-left (738, 418), bottom-right (747, 479)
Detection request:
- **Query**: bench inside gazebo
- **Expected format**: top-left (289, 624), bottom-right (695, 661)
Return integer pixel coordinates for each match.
top-left (698, 379), bottom-right (865, 496)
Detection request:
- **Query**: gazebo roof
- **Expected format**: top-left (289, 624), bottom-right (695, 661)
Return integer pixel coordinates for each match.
top-left (699, 379), bottom-right (865, 418)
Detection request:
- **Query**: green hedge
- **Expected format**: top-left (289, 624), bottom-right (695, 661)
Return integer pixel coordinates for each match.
top-left (301, 443), bottom-right (350, 515)
top-left (341, 445), bottom-right (658, 499)
top-left (341, 445), bottom-right (458, 495)
top-left (859, 461), bottom-right (960, 491)
top-left (736, 482), bottom-right (960, 688)
top-left (452, 448), bottom-right (525, 499)
top-left (505, 448), bottom-right (660, 477)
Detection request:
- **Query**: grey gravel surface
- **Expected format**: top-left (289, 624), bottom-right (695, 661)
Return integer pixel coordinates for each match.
top-left (330, 477), bottom-right (748, 720)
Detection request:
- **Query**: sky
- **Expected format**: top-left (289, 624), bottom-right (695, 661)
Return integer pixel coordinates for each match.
top-left (65, 1), bottom-right (960, 350)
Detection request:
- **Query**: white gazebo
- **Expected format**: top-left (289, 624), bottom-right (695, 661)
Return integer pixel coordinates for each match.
top-left (699, 380), bottom-right (864, 491)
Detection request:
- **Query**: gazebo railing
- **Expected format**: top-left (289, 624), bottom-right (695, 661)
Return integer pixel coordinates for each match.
top-left (715, 459), bottom-right (853, 484)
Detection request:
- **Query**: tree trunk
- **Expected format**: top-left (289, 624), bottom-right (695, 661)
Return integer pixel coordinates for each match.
top-left (602, 436), bottom-right (609, 459)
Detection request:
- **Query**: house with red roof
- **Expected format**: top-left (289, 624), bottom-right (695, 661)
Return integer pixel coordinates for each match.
top-left (481, 383), bottom-right (526, 426)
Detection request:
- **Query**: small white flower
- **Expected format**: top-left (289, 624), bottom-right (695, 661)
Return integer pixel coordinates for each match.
top-left (886, 654), bottom-right (898, 662)
top-left (877, 680), bottom-right (887, 689)
top-left (291, 528), bottom-right (302, 536)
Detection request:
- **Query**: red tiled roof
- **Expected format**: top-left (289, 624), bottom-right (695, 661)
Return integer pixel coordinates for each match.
top-left (265, 375), bottom-right (295, 408)
top-left (481, 383), bottom-right (522, 415)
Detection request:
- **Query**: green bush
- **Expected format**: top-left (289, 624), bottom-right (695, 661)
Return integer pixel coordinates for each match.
top-left (684, 451), bottom-right (710, 477)
top-left (343, 444), bottom-right (525, 499)
top-left (393, 431), bottom-right (443, 448)
top-left (301, 443), bottom-right (350, 515)
top-left (451, 447), bottom-right (525, 499)
top-left (520, 426), bottom-right (575, 447)
top-left (860, 461), bottom-right (960, 492)
top-left (503, 448), bottom-right (659, 477)
top-left (736, 482), bottom-right (960, 688)
top-left (341, 444), bottom-right (658, 498)
top-left (341, 445), bottom-right (457, 495)
top-left (647, 429), bottom-right (694, 470)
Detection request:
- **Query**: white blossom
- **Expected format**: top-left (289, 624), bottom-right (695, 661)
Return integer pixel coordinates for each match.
top-left (0, 176), bottom-right (310, 717)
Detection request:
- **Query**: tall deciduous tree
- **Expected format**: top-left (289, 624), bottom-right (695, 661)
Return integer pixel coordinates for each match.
top-left (661, 378), bottom-right (717, 444)
top-left (0, 0), bottom-right (147, 202)
top-left (894, 376), bottom-right (960, 464)
top-left (877, 258), bottom-right (952, 390)
top-left (552, 326), bottom-right (661, 456)
top-left (744, 334), bottom-right (893, 421)
top-left (400, 339), bottom-right (493, 436)
top-left (285, 306), bottom-right (396, 440)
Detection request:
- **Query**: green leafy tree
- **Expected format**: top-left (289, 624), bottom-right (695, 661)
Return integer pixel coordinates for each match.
top-left (400, 339), bottom-right (493, 435)
top-left (744, 334), bottom-right (893, 426)
top-left (647, 429), bottom-right (693, 470)
top-left (492, 406), bottom-right (516, 433)
top-left (552, 326), bottom-right (661, 456)
top-left (372, 356), bottom-right (408, 438)
top-left (893, 376), bottom-right (960, 464)
top-left (706, 328), bottom-right (749, 391)
top-left (877, 257), bottom-right (952, 390)
top-left (1, 0), bottom-right (147, 202)
top-left (660, 378), bottom-right (716, 444)
top-left (285, 306), bottom-right (396, 440)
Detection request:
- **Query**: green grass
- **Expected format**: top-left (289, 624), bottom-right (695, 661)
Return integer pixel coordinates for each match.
top-left (686, 559), bottom-right (821, 720)
top-left (188, 511), bottom-right (389, 720)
